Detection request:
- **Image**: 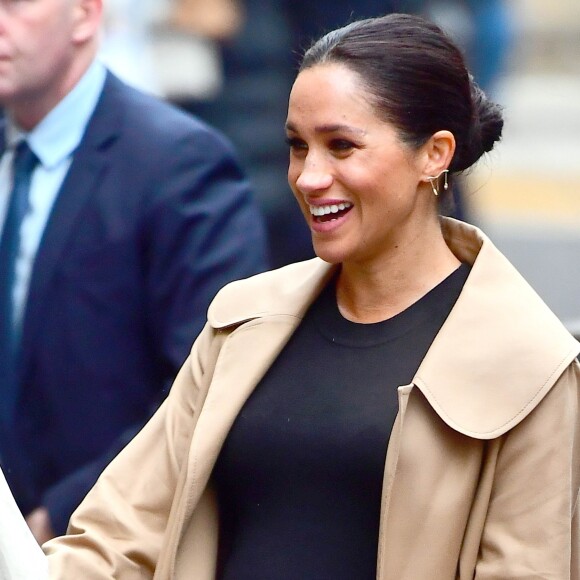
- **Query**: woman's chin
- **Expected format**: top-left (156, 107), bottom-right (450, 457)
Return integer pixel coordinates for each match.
top-left (311, 241), bottom-right (349, 265)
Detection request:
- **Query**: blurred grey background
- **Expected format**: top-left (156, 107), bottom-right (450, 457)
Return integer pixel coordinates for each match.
top-left (467, 0), bottom-right (580, 333)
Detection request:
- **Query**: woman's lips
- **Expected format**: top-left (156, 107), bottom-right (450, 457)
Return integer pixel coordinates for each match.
top-left (308, 202), bottom-right (353, 233)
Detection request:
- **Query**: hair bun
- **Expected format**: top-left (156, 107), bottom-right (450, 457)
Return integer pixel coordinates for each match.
top-left (454, 81), bottom-right (504, 171)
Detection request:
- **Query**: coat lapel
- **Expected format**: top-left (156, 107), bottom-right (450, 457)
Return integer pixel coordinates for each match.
top-left (413, 218), bottom-right (580, 439)
top-left (190, 317), bottom-right (302, 469)
top-left (175, 316), bottom-right (302, 554)
top-left (19, 74), bottom-right (122, 375)
top-left (183, 256), bottom-right (337, 506)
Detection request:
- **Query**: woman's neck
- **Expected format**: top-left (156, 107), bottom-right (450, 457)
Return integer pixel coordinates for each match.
top-left (336, 226), bottom-right (461, 323)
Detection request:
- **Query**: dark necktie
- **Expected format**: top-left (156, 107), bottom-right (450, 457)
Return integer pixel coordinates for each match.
top-left (0, 140), bottom-right (39, 425)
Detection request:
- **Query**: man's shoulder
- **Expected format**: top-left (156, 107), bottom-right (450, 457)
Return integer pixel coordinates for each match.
top-left (95, 72), bottom-right (227, 147)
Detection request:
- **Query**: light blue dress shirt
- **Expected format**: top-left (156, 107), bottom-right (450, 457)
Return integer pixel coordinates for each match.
top-left (0, 60), bottom-right (107, 327)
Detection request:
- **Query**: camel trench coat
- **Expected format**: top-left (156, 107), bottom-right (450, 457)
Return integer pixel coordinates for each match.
top-left (46, 219), bottom-right (580, 579)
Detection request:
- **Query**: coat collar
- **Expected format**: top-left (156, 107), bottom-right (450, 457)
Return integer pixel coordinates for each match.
top-left (416, 219), bottom-right (579, 438)
top-left (208, 218), bottom-right (580, 439)
top-left (208, 256), bottom-right (337, 327)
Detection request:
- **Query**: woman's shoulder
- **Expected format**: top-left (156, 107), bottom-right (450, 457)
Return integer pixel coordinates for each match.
top-left (416, 219), bottom-right (580, 439)
top-left (207, 258), bottom-right (336, 329)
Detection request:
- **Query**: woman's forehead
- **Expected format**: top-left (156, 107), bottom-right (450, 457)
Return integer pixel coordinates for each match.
top-left (287, 64), bottom-right (377, 125)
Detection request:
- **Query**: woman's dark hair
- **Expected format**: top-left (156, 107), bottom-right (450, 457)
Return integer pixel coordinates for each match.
top-left (300, 13), bottom-right (503, 173)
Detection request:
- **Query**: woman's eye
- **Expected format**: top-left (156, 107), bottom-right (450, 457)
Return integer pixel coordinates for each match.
top-left (286, 136), bottom-right (308, 152)
top-left (330, 139), bottom-right (355, 152)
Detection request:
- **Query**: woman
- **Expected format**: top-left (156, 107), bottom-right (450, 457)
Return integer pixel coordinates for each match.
top-left (45, 14), bottom-right (580, 579)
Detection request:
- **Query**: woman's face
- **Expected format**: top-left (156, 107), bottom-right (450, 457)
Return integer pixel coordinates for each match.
top-left (286, 62), bottom-right (437, 268)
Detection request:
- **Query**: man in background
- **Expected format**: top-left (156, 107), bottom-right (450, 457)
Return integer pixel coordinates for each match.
top-left (0, 0), bottom-right (268, 543)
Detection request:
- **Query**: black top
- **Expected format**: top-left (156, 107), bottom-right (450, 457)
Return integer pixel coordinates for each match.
top-left (213, 264), bottom-right (470, 579)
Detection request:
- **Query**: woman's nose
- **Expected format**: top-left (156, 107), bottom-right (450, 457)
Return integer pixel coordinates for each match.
top-left (294, 157), bottom-right (333, 194)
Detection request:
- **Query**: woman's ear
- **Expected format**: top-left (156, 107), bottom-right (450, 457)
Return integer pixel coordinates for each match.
top-left (422, 130), bottom-right (456, 179)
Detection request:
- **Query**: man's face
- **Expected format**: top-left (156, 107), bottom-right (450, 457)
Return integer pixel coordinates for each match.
top-left (0, 0), bottom-right (96, 127)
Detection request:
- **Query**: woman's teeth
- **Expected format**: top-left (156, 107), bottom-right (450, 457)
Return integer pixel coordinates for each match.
top-left (309, 202), bottom-right (352, 217)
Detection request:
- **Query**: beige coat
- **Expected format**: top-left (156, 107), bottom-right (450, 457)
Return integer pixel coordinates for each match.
top-left (45, 219), bottom-right (580, 579)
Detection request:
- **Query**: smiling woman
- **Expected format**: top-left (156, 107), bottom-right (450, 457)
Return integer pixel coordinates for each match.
top-left (45, 13), bottom-right (580, 580)
top-left (285, 60), bottom-right (458, 291)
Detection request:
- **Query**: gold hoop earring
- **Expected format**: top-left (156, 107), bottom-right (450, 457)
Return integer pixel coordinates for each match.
top-left (427, 169), bottom-right (449, 197)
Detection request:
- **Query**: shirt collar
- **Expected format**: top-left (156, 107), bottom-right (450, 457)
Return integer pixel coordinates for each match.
top-left (5, 60), bottom-right (107, 168)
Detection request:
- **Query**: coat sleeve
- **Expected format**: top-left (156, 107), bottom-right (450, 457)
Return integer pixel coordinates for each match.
top-left (43, 324), bottom-right (218, 579)
top-left (475, 359), bottom-right (580, 578)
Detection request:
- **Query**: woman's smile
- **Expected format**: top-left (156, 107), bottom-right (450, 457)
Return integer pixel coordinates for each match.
top-left (309, 202), bottom-right (353, 221)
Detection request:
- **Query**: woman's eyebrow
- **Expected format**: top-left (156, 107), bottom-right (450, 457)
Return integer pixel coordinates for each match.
top-left (285, 122), bottom-right (366, 136)
top-left (315, 124), bottom-right (366, 136)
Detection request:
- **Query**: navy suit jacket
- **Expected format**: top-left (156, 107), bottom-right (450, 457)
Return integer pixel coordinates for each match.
top-left (0, 72), bottom-right (269, 533)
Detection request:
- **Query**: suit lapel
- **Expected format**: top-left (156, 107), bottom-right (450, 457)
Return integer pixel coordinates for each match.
top-left (19, 74), bottom-right (123, 375)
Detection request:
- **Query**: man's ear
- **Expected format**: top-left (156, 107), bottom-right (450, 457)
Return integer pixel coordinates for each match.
top-left (72, 0), bottom-right (103, 45)
top-left (421, 130), bottom-right (456, 179)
